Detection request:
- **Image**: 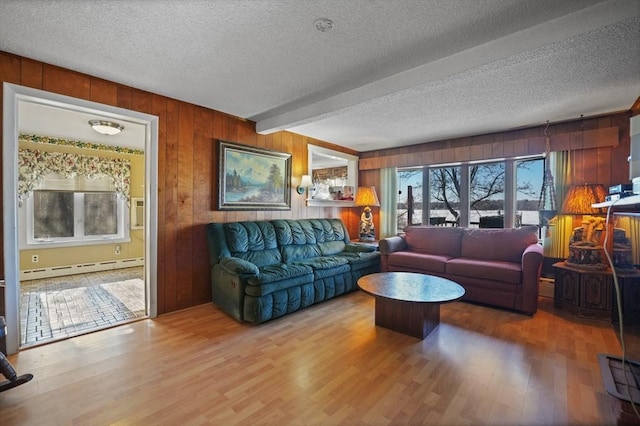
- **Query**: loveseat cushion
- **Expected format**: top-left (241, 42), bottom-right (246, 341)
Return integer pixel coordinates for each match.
top-left (387, 251), bottom-right (450, 273)
top-left (446, 258), bottom-right (522, 284)
top-left (404, 226), bottom-right (462, 257)
top-left (460, 226), bottom-right (538, 263)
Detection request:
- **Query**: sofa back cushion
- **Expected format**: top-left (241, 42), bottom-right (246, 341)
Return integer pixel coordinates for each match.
top-left (460, 226), bottom-right (539, 263)
top-left (273, 219), bottom-right (348, 262)
top-left (404, 226), bottom-right (463, 257)
top-left (224, 221), bottom-right (282, 267)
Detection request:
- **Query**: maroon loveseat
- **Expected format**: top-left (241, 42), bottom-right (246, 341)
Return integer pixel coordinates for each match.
top-left (379, 226), bottom-right (544, 315)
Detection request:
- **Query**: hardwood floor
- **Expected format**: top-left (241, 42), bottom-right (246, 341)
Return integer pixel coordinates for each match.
top-left (0, 292), bottom-right (634, 425)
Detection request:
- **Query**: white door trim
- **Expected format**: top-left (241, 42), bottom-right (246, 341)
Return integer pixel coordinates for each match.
top-left (2, 83), bottom-right (159, 354)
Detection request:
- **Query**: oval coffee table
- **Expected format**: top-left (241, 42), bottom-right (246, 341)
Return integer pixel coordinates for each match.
top-left (357, 272), bottom-right (465, 339)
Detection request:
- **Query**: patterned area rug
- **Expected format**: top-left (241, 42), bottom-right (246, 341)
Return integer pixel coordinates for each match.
top-left (20, 267), bottom-right (146, 346)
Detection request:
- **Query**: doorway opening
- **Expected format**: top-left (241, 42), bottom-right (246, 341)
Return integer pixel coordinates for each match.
top-left (3, 83), bottom-right (158, 354)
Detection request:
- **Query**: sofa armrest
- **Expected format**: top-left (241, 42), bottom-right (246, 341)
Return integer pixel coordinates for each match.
top-left (520, 243), bottom-right (544, 314)
top-left (212, 257), bottom-right (259, 322)
top-left (218, 256), bottom-right (260, 276)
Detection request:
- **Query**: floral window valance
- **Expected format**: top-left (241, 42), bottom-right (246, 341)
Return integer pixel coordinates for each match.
top-left (18, 149), bottom-right (131, 201)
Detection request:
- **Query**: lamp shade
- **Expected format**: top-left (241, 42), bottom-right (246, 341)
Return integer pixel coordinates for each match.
top-left (560, 184), bottom-right (607, 215)
top-left (299, 175), bottom-right (313, 188)
top-left (354, 186), bottom-right (380, 207)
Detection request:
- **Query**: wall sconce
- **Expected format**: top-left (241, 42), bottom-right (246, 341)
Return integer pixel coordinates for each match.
top-left (354, 186), bottom-right (380, 241)
top-left (297, 175), bottom-right (314, 195)
top-left (89, 120), bottom-right (124, 135)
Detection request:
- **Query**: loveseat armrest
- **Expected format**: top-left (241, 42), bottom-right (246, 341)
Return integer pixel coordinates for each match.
top-left (378, 236), bottom-right (407, 272)
top-left (520, 243), bottom-right (544, 314)
top-left (379, 236), bottom-right (407, 255)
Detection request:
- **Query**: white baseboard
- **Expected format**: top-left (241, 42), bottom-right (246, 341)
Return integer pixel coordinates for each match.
top-left (20, 257), bottom-right (144, 281)
top-left (539, 277), bottom-right (554, 298)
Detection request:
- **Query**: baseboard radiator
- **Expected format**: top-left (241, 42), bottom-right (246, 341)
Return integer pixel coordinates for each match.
top-left (20, 257), bottom-right (144, 281)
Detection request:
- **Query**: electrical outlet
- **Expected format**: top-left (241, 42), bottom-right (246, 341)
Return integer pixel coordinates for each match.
top-left (115, 244), bottom-right (121, 255)
top-left (31, 254), bottom-right (39, 263)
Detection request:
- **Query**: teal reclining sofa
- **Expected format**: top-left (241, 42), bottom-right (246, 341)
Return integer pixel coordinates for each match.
top-left (207, 218), bottom-right (380, 323)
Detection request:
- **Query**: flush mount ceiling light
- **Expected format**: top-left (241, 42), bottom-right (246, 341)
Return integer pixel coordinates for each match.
top-left (88, 120), bottom-right (124, 135)
top-left (314, 18), bottom-right (334, 32)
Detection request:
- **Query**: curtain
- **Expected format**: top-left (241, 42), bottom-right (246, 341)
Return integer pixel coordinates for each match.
top-left (18, 149), bottom-right (131, 202)
top-left (543, 151), bottom-right (573, 258)
top-left (379, 167), bottom-right (398, 238)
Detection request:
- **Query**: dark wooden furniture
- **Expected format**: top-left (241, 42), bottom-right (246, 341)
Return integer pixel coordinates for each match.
top-left (553, 262), bottom-right (640, 323)
top-left (357, 272), bottom-right (465, 339)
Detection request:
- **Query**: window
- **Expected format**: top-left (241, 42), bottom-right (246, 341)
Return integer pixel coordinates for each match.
top-left (21, 175), bottom-right (130, 248)
top-left (397, 169), bottom-right (423, 229)
top-left (430, 166), bottom-right (461, 227)
top-left (516, 157), bottom-right (545, 227)
top-left (397, 157), bottom-right (544, 233)
top-left (470, 162), bottom-right (505, 227)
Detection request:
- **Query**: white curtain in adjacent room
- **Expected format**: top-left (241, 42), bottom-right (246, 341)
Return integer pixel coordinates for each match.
top-left (379, 167), bottom-right (398, 238)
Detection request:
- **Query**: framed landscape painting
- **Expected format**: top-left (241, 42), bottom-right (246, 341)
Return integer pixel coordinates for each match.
top-left (217, 140), bottom-right (292, 210)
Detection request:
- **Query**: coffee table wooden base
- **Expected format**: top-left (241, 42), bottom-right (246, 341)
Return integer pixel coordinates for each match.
top-left (357, 272), bottom-right (465, 340)
top-left (375, 297), bottom-right (440, 339)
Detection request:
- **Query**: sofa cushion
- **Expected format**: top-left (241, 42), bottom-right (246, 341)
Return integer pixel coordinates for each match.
top-left (312, 263), bottom-right (351, 280)
top-left (460, 226), bottom-right (538, 263)
top-left (446, 258), bottom-right (522, 284)
top-left (319, 240), bottom-right (347, 256)
top-left (388, 251), bottom-right (450, 274)
top-left (224, 221), bottom-right (282, 267)
top-left (294, 256), bottom-right (349, 270)
top-left (281, 244), bottom-right (323, 263)
top-left (245, 271), bottom-right (315, 297)
top-left (335, 251), bottom-right (380, 273)
top-left (247, 263), bottom-right (313, 285)
top-left (404, 226), bottom-right (462, 257)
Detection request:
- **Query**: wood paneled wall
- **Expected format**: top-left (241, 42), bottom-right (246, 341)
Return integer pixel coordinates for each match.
top-left (0, 51), bottom-right (357, 314)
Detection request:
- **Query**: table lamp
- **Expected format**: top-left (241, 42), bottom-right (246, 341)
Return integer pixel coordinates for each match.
top-left (354, 186), bottom-right (380, 241)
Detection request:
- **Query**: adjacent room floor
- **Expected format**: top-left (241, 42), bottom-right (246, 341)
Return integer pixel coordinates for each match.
top-left (19, 266), bottom-right (146, 346)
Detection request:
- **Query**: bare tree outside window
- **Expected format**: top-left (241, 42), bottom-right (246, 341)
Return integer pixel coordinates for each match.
top-left (397, 158), bottom-right (543, 232)
top-left (430, 167), bottom-right (462, 225)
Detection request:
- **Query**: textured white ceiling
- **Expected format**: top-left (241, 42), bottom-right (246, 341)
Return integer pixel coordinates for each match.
top-left (1, 0), bottom-right (639, 152)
